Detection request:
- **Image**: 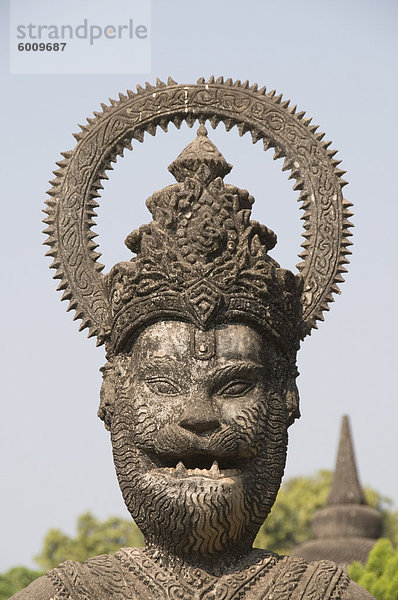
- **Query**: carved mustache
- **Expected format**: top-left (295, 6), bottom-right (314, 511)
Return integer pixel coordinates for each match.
top-left (141, 423), bottom-right (257, 461)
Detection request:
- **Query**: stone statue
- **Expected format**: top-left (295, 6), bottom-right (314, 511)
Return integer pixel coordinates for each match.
top-left (294, 415), bottom-right (382, 568)
top-left (13, 77), bottom-right (374, 599)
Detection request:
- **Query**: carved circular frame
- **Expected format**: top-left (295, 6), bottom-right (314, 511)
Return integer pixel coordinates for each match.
top-left (43, 76), bottom-right (353, 345)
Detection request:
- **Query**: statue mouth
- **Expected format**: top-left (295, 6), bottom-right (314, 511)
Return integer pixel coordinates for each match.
top-left (148, 453), bottom-right (248, 480)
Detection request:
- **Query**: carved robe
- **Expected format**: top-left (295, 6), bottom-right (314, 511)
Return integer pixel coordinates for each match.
top-left (12, 549), bottom-right (373, 599)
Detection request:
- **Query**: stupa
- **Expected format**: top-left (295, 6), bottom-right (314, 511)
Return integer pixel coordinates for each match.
top-left (294, 415), bottom-right (382, 569)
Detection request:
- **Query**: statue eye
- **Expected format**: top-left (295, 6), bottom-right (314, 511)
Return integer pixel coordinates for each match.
top-left (217, 380), bottom-right (254, 397)
top-left (146, 378), bottom-right (180, 395)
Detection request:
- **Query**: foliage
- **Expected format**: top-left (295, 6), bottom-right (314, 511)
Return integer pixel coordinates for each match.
top-left (254, 470), bottom-right (398, 555)
top-left (254, 470), bottom-right (332, 554)
top-left (348, 539), bottom-right (398, 600)
top-left (35, 511), bottom-right (144, 571)
top-left (0, 566), bottom-right (43, 600)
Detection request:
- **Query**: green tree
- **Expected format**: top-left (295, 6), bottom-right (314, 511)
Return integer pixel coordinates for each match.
top-left (35, 512), bottom-right (144, 571)
top-left (348, 539), bottom-right (398, 600)
top-left (254, 470), bottom-right (398, 555)
top-left (0, 567), bottom-right (43, 600)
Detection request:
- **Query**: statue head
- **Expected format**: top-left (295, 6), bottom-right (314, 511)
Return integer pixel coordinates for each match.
top-left (96, 126), bottom-right (306, 561)
top-left (45, 77), bottom-right (351, 565)
top-left (103, 321), bottom-right (291, 561)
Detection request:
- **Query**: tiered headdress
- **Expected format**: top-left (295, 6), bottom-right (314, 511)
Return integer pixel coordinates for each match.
top-left (107, 125), bottom-right (305, 355)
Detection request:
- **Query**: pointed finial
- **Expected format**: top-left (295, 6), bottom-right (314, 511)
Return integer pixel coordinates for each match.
top-left (168, 126), bottom-right (232, 183)
top-left (197, 124), bottom-right (208, 137)
top-left (327, 415), bottom-right (366, 505)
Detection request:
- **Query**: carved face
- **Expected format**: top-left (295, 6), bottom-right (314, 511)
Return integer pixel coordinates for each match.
top-left (109, 321), bottom-right (289, 559)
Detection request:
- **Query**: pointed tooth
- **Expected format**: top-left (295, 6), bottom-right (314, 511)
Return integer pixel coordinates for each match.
top-left (173, 116), bottom-right (183, 129)
top-left (251, 130), bottom-right (263, 144)
top-left (146, 123), bottom-right (157, 136)
top-left (167, 76), bottom-right (177, 85)
top-left (209, 115), bottom-right (221, 129)
top-left (282, 158), bottom-right (293, 172)
top-left (237, 122), bottom-right (249, 136)
top-left (175, 461), bottom-right (186, 476)
top-left (224, 118), bottom-right (235, 132)
top-left (293, 179), bottom-right (304, 191)
top-left (183, 114), bottom-right (194, 128)
top-left (210, 460), bottom-right (220, 476)
top-left (132, 129), bottom-right (144, 142)
top-left (263, 138), bottom-right (273, 151)
top-left (273, 147), bottom-right (285, 160)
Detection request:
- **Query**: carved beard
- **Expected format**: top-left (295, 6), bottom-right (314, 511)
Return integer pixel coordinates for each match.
top-left (111, 390), bottom-right (288, 560)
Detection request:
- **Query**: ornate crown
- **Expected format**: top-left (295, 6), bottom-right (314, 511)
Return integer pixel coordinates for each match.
top-left (106, 126), bottom-right (306, 355)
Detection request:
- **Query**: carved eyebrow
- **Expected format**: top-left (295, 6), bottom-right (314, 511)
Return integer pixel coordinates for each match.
top-left (210, 361), bottom-right (265, 381)
top-left (138, 358), bottom-right (186, 379)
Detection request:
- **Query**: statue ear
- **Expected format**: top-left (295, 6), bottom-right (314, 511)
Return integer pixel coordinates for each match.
top-left (98, 362), bottom-right (116, 431)
top-left (286, 381), bottom-right (300, 427)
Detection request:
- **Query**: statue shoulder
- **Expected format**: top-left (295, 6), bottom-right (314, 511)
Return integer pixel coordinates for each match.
top-left (8, 550), bottom-right (145, 600)
top-left (8, 574), bottom-right (59, 599)
top-left (343, 580), bottom-right (375, 600)
top-left (266, 556), bottom-right (374, 599)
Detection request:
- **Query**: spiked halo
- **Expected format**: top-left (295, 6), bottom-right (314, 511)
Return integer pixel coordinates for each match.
top-left (43, 77), bottom-right (353, 347)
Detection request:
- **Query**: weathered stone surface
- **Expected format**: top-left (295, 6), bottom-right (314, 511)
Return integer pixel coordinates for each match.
top-left (13, 80), bottom-right (374, 599)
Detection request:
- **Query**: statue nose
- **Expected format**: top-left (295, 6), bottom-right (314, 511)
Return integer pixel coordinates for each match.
top-left (179, 413), bottom-right (220, 435)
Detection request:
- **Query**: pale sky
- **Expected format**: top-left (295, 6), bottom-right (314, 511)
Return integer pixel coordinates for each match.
top-left (1, 0), bottom-right (397, 571)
